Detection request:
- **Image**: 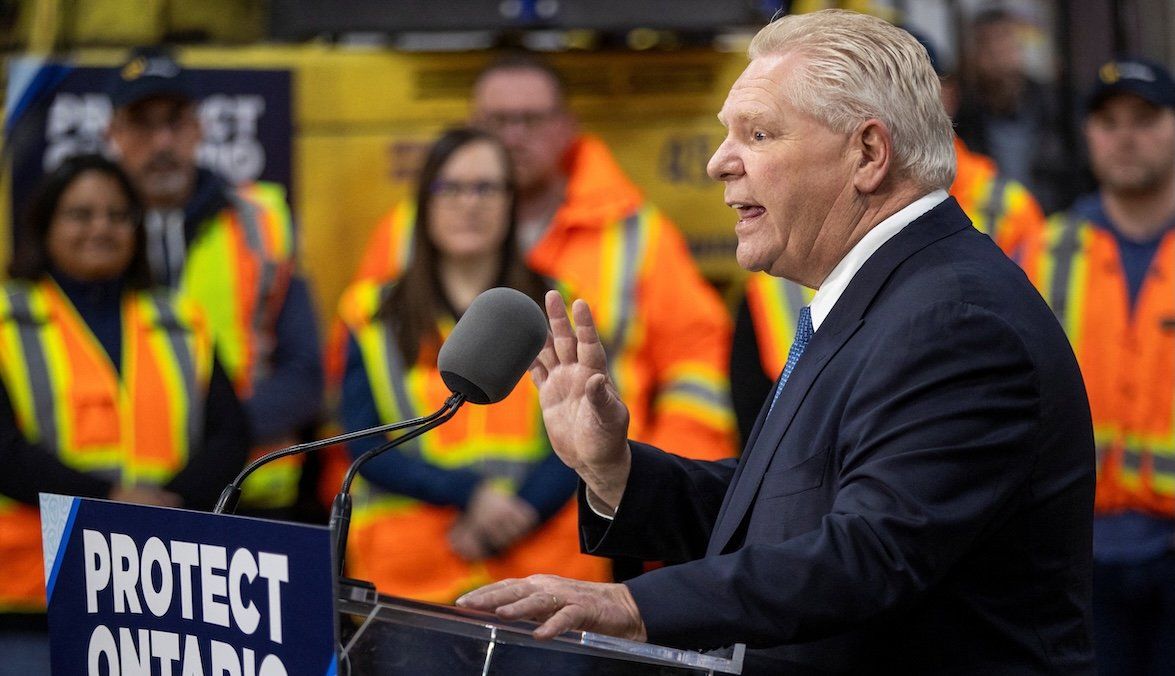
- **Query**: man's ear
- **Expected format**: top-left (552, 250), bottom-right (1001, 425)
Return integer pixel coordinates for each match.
top-left (852, 119), bottom-right (893, 194)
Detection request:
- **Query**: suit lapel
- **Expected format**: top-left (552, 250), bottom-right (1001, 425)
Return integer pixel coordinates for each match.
top-left (708, 198), bottom-right (972, 556)
top-left (708, 319), bottom-right (861, 555)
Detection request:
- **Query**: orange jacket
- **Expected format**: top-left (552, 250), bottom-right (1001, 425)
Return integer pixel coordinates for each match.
top-left (0, 279), bottom-right (212, 611)
top-left (337, 280), bottom-right (609, 601)
top-left (342, 135), bottom-right (736, 459)
top-left (1019, 207), bottom-right (1175, 516)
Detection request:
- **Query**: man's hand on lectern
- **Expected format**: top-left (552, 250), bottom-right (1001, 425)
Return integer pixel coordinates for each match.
top-left (456, 574), bottom-right (646, 642)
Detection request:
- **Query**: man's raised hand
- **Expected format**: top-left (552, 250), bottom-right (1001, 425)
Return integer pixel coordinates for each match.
top-left (530, 290), bottom-right (631, 512)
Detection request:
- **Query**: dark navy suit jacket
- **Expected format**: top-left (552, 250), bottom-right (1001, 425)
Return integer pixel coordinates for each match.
top-left (581, 199), bottom-right (1095, 674)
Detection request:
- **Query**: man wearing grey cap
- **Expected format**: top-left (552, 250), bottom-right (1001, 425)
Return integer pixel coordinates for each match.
top-left (104, 47), bottom-right (324, 519)
top-left (1019, 57), bottom-right (1175, 675)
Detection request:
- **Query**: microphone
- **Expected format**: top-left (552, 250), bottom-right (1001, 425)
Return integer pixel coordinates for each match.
top-left (437, 287), bottom-right (550, 404)
top-left (330, 287), bottom-right (549, 577)
top-left (212, 407), bottom-right (456, 515)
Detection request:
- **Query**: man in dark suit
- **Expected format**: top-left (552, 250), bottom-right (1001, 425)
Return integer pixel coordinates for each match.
top-left (457, 10), bottom-right (1095, 674)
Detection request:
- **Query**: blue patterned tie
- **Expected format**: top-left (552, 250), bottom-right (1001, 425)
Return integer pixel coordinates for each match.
top-left (768, 306), bottom-right (813, 414)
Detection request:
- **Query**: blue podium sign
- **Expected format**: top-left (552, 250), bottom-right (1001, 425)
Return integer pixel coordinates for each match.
top-left (39, 494), bottom-right (337, 676)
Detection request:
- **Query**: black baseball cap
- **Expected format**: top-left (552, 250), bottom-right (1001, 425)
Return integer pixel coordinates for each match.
top-left (1087, 57), bottom-right (1175, 112)
top-left (108, 46), bottom-right (195, 109)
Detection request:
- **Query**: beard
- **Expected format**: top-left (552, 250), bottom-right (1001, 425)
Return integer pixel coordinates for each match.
top-left (1096, 162), bottom-right (1172, 196)
top-left (137, 153), bottom-right (195, 206)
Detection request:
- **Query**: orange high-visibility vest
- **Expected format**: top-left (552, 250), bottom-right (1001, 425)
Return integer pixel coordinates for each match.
top-left (181, 181), bottom-right (299, 509)
top-left (343, 136), bottom-right (735, 460)
top-left (1020, 212), bottom-right (1175, 516)
top-left (337, 279), bottom-right (609, 602)
top-left (0, 278), bottom-right (213, 611)
top-left (951, 137), bottom-right (1046, 260)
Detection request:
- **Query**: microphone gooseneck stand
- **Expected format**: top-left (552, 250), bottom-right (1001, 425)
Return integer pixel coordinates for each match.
top-left (330, 392), bottom-right (466, 578)
top-left (213, 398), bottom-right (467, 516)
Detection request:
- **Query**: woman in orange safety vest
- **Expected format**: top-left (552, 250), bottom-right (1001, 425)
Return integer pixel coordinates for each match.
top-left (337, 128), bottom-right (609, 603)
top-left (0, 155), bottom-right (249, 670)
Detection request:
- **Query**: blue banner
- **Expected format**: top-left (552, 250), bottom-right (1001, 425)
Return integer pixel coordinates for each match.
top-left (40, 494), bottom-right (336, 676)
top-left (5, 60), bottom-right (292, 235)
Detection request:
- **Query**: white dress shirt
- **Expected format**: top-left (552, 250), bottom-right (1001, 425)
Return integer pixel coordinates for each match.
top-left (808, 189), bottom-right (948, 330)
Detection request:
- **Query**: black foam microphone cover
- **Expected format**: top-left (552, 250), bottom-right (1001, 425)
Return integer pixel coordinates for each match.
top-left (437, 287), bottom-right (549, 404)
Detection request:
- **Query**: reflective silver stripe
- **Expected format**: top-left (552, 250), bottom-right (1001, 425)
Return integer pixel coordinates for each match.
top-left (983, 175), bottom-right (1009, 241)
top-left (226, 189), bottom-right (279, 384)
top-left (1121, 450), bottom-right (1140, 473)
top-left (1048, 214), bottom-right (1083, 324)
top-left (606, 211), bottom-right (644, 359)
top-left (6, 288), bottom-right (58, 451)
top-left (379, 319), bottom-right (422, 458)
top-left (1121, 449), bottom-right (1175, 477)
top-left (147, 294), bottom-right (202, 452)
top-left (1156, 453), bottom-right (1175, 477)
top-left (663, 380), bottom-right (729, 408)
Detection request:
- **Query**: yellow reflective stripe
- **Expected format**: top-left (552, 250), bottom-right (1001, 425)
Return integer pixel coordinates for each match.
top-left (0, 283), bottom-right (200, 483)
top-left (182, 183), bottom-right (293, 393)
top-left (1117, 451), bottom-right (1175, 494)
top-left (659, 374), bottom-right (734, 432)
top-left (754, 275), bottom-right (792, 374)
top-left (1062, 229), bottom-right (1093, 357)
top-left (0, 287), bottom-right (47, 444)
top-left (599, 209), bottom-right (651, 351)
top-left (183, 214), bottom-right (247, 381)
top-left (1041, 214), bottom-right (1088, 347)
top-left (240, 456), bottom-right (301, 508)
top-left (40, 289), bottom-right (79, 461)
top-left (748, 274), bottom-right (815, 376)
top-left (352, 485), bottom-right (423, 523)
top-left (225, 191), bottom-right (279, 389)
top-left (659, 359), bottom-right (736, 431)
top-left (340, 280), bottom-right (404, 424)
top-left (347, 280), bottom-right (549, 518)
top-left (981, 175), bottom-right (1009, 240)
top-left (0, 310), bottom-right (34, 434)
top-left (422, 430), bottom-right (548, 468)
top-left (597, 220), bottom-right (623, 341)
top-left (660, 358), bottom-right (731, 400)
top-left (244, 182), bottom-right (294, 259)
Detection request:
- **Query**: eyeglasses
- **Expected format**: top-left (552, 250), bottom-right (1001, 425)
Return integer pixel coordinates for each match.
top-left (430, 180), bottom-right (511, 200)
top-left (475, 108), bottom-right (563, 132)
top-left (56, 207), bottom-right (136, 227)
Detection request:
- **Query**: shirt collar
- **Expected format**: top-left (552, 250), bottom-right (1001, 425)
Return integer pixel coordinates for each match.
top-left (808, 190), bottom-right (949, 331)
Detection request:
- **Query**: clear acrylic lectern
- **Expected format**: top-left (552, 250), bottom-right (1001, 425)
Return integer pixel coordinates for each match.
top-left (335, 579), bottom-right (744, 675)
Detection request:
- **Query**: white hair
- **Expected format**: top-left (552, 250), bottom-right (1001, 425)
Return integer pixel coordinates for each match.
top-left (749, 10), bottom-right (956, 190)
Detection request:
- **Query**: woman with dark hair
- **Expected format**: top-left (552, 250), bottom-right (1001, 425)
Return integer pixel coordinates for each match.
top-left (338, 128), bottom-right (609, 602)
top-left (0, 154), bottom-right (249, 672)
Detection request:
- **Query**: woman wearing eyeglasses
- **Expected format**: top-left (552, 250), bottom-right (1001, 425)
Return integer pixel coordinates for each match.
top-left (0, 154), bottom-right (248, 673)
top-left (337, 128), bottom-right (609, 603)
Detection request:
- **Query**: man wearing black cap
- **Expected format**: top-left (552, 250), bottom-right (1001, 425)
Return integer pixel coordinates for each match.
top-left (1019, 57), bottom-right (1175, 675)
top-left (105, 47), bottom-right (324, 519)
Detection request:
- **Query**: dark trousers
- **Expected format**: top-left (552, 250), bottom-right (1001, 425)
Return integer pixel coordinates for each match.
top-left (1093, 552), bottom-right (1175, 675)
